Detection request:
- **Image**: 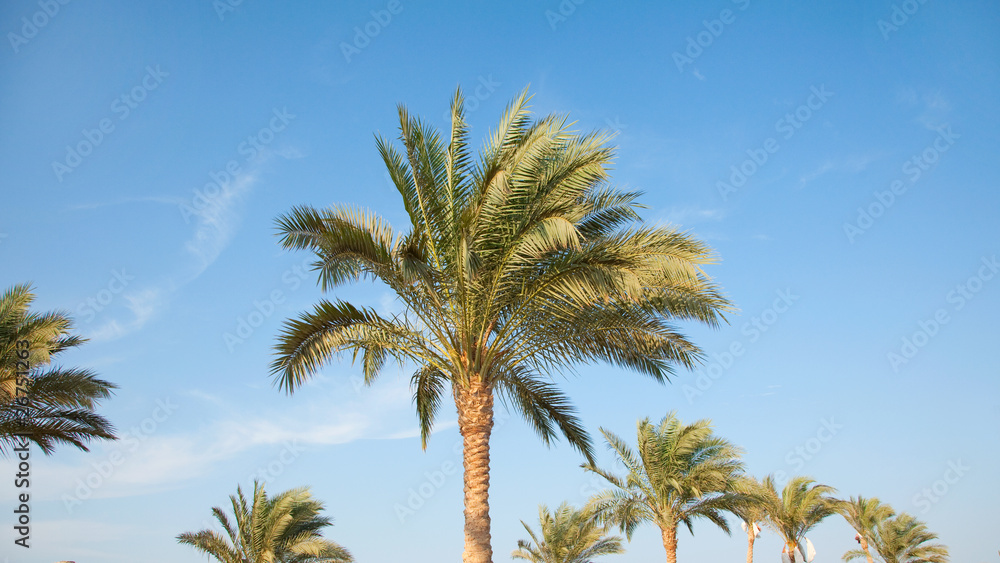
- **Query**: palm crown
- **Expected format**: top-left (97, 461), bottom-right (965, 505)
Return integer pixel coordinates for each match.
top-left (583, 412), bottom-right (745, 563)
top-left (0, 283), bottom-right (117, 455)
top-left (761, 476), bottom-right (838, 562)
top-left (844, 512), bottom-right (949, 563)
top-left (838, 495), bottom-right (896, 563)
top-left (270, 87), bottom-right (732, 563)
top-left (512, 502), bottom-right (624, 563)
top-left (176, 480), bottom-right (353, 563)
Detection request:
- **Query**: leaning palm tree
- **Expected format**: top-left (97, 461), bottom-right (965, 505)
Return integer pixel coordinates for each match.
top-left (837, 496), bottom-right (895, 563)
top-left (582, 413), bottom-right (745, 563)
top-left (845, 512), bottom-right (948, 563)
top-left (177, 480), bottom-right (353, 563)
top-left (512, 502), bottom-right (624, 563)
top-left (730, 475), bottom-right (773, 563)
top-left (761, 476), bottom-right (837, 563)
top-left (0, 283), bottom-right (116, 455)
top-left (270, 88), bottom-right (732, 563)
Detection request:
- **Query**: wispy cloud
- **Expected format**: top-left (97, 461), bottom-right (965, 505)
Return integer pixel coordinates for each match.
top-left (658, 204), bottom-right (727, 227)
top-left (67, 195), bottom-right (183, 211)
top-left (87, 287), bottom-right (166, 342)
top-left (896, 88), bottom-right (952, 131)
top-left (75, 150), bottom-right (289, 342)
top-left (798, 152), bottom-right (881, 187)
top-left (38, 375), bottom-right (417, 502)
top-left (184, 170), bottom-right (258, 277)
top-left (35, 519), bottom-right (130, 559)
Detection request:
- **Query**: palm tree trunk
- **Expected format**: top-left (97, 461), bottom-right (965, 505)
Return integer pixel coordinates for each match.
top-left (661, 526), bottom-right (678, 563)
top-left (786, 540), bottom-right (799, 563)
top-left (860, 537), bottom-right (873, 563)
top-left (746, 524), bottom-right (755, 563)
top-left (456, 375), bottom-right (494, 563)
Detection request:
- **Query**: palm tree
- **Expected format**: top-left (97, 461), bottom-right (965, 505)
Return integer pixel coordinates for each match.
top-left (0, 283), bottom-right (116, 455)
top-left (176, 480), bottom-right (353, 563)
top-left (270, 88), bottom-right (732, 563)
top-left (582, 413), bottom-right (745, 563)
top-left (512, 502), bottom-right (624, 563)
top-left (730, 475), bottom-right (772, 563)
top-left (761, 476), bottom-right (837, 563)
top-left (845, 512), bottom-right (948, 563)
top-left (837, 496), bottom-right (895, 563)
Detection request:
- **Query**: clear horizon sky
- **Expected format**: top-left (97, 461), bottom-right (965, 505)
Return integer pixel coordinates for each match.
top-left (2, 1), bottom-right (998, 562)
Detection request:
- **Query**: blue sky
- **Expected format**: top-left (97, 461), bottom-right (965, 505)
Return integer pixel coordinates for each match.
top-left (1, 0), bottom-right (998, 561)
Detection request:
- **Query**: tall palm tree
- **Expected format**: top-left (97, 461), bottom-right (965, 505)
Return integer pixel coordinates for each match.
top-left (0, 283), bottom-right (116, 455)
top-left (837, 496), bottom-right (895, 563)
top-left (512, 502), bottom-right (624, 563)
top-left (730, 475), bottom-right (772, 563)
top-left (582, 413), bottom-right (745, 563)
top-left (761, 476), bottom-right (837, 563)
top-left (270, 88), bottom-right (732, 563)
top-left (844, 512), bottom-right (948, 563)
top-left (177, 480), bottom-right (353, 563)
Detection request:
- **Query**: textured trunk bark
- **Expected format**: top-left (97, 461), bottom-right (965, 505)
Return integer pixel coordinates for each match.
top-left (746, 524), bottom-right (755, 563)
top-left (860, 537), bottom-right (873, 563)
top-left (456, 376), bottom-right (494, 563)
top-left (661, 526), bottom-right (678, 563)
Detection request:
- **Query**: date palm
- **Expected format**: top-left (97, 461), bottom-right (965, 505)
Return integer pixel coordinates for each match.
top-left (845, 512), bottom-right (948, 563)
top-left (176, 480), bottom-right (353, 563)
top-left (270, 88), bottom-right (732, 563)
top-left (0, 283), bottom-right (116, 455)
top-left (730, 475), bottom-right (773, 563)
top-left (761, 476), bottom-right (837, 563)
top-left (582, 413), bottom-right (745, 563)
top-left (837, 496), bottom-right (895, 563)
top-left (512, 502), bottom-right (624, 563)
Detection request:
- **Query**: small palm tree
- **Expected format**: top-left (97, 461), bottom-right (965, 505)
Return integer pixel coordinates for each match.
top-left (512, 502), bottom-right (624, 563)
top-left (0, 283), bottom-right (116, 455)
top-left (761, 476), bottom-right (837, 563)
top-left (845, 512), bottom-right (948, 563)
top-left (837, 496), bottom-right (895, 563)
top-left (730, 475), bottom-right (772, 563)
top-left (583, 412), bottom-right (745, 563)
top-left (271, 88), bottom-right (732, 563)
top-left (176, 480), bottom-right (353, 563)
